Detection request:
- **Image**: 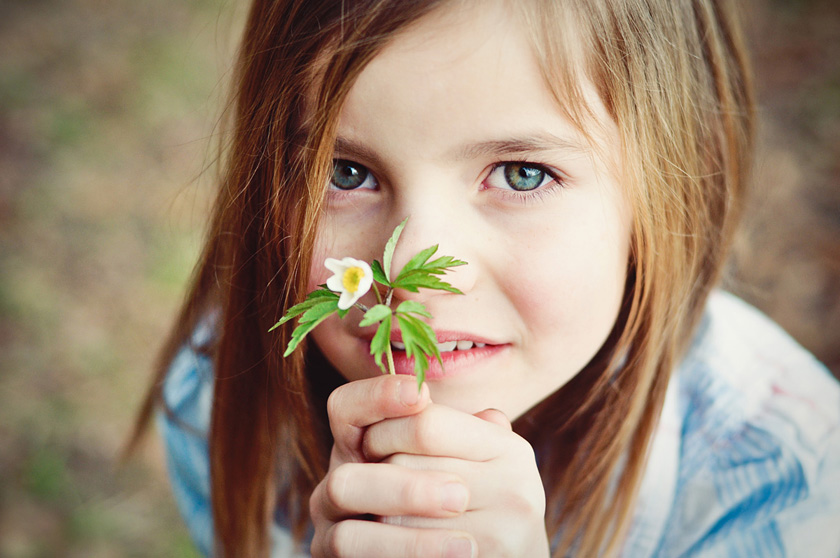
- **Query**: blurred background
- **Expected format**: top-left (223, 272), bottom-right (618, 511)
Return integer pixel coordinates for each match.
top-left (0, 0), bottom-right (838, 556)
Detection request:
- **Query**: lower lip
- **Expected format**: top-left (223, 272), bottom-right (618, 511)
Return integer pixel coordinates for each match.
top-left (364, 342), bottom-right (508, 380)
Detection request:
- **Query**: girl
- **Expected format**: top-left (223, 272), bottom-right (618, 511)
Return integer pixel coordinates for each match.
top-left (127, 0), bottom-right (840, 556)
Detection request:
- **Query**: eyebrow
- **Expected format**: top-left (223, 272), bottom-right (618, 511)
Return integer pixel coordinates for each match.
top-left (333, 137), bottom-right (386, 168)
top-left (452, 133), bottom-right (589, 161)
top-left (332, 131), bottom-right (589, 166)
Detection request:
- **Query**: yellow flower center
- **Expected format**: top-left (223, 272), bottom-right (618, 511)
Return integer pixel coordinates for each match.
top-left (342, 266), bottom-right (365, 293)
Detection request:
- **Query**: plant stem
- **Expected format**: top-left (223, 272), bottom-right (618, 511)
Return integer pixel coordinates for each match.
top-left (385, 339), bottom-right (396, 375)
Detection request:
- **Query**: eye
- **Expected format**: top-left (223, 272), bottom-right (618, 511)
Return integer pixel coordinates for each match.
top-left (484, 162), bottom-right (556, 192)
top-left (330, 159), bottom-right (377, 191)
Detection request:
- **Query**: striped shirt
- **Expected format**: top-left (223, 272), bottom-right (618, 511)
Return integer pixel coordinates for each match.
top-left (159, 291), bottom-right (840, 556)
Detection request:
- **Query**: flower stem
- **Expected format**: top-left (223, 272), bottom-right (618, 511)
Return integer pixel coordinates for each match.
top-left (385, 339), bottom-right (396, 375)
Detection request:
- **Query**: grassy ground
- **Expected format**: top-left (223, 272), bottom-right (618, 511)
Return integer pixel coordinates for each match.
top-left (0, 0), bottom-right (838, 556)
top-left (0, 0), bottom-right (240, 555)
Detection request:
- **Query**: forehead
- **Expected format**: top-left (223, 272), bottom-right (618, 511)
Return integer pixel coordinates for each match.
top-left (335, 0), bottom-right (615, 168)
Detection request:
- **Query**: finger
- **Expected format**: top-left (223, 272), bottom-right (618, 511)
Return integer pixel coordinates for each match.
top-left (314, 519), bottom-right (476, 558)
top-left (363, 404), bottom-right (515, 462)
top-left (328, 375), bottom-right (430, 463)
top-left (310, 462), bottom-right (469, 523)
top-left (473, 408), bottom-right (512, 430)
top-left (379, 453), bottom-right (497, 511)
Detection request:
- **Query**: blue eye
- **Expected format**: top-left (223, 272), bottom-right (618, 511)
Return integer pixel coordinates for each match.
top-left (485, 162), bottom-right (555, 192)
top-left (330, 159), bottom-right (377, 191)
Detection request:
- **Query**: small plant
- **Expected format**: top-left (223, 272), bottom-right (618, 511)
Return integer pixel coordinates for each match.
top-left (270, 218), bottom-right (466, 388)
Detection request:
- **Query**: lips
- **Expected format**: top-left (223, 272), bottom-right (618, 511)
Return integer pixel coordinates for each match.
top-left (368, 330), bottom-right (506, 379)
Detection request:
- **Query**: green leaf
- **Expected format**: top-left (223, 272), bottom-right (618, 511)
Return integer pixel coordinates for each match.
top-left (402, 314), bottom-right (440, 356)
top-left (370, 313), bottom-right (392, 373)
top-left (269, 288), bottom-right (339, 332)
top-left (298, 299), bottom-right (340, 324)
top-left (391, 272), bottom-right (464, 295)
top-left (396, 245), bottom-right (438, 276)
top-left (371, 259), bottom-right (389, 286)
top-left (308, 288), bottom-right (340, 299)
top-left (383, 217), bottom-right (409, 282)
top-left (423, 255), bottom-right (468, 272)
top-left (395, 300), bottom-right (432, 318)
top-left (359, 304), bottom-right (392, 327)
top-left (282, 299), bottom-right (340, 356)
top-left (396, 313), bottom-right (442, 385)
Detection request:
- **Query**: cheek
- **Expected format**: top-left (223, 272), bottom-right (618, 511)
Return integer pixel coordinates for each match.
top-left (505, 214), bottom-right (629, 340)
top-left (308, 242), bottom-right (331, 292)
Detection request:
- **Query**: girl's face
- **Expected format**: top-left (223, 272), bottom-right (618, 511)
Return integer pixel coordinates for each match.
top-left (309, 0), bottom-right (631, 420)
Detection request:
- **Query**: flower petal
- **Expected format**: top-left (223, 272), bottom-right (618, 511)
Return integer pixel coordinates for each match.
top-left (325, 274), bottom-right (344, 293)
top-left (357, 270), bottom-right (374, 295)
top-left (324, 258), bottom-right (346, 275)
top-left (337, 290), bottom-right (356, 310)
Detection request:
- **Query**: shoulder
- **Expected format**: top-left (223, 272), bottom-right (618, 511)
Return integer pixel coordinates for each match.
top-left (161, 318), bottom-right (216, 436)
top-left (157, 318), bottom-right (217, 556)
top-left (677, 291), bottom-right (840, 459)
top-left (650, 291), bottom-right (840, 557)
top-left (158, 317), bottom-right (311, 557)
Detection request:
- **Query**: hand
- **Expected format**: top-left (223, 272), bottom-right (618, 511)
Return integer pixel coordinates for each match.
top-left (309, 374), bottom-right (550, 557)
top-left (364, 404), bottom-right (550, 557)
top-left (310, 374), bottom-right (475, 557)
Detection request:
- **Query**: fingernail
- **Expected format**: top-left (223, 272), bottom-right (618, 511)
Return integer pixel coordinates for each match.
top-left (399, 379), bottom-right (420, 405)
top-left (444, 537), bottom-right (475, 558)
top-left (441, 482), bottom-right (468, 513)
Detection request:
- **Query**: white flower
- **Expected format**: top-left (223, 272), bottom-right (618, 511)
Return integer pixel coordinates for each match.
top-left (324, 257), bottom-right (374, 310)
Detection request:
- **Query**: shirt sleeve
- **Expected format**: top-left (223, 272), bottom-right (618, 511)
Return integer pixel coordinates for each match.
top-left (158, 339), bottom-right (216, 557)
top-left (157, 324), bottom-right (313, 557)
top-left (669, 421), bottom-right (840, 558)
top-left (649, 292), bottom-right (840, 558)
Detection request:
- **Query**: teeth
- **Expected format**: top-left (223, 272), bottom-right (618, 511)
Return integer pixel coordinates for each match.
top-left (436, 341), bottom-right (457, 352)
top-left (391, 340), bottom-right (487, 352)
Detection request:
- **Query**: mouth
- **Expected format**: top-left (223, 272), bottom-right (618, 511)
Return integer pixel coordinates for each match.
top-left (386, 330), bottom-right (497, 353)
top-left (376, 331), bottom-right (507, 379)
top-left (390, 339), bottom-right (487, 352)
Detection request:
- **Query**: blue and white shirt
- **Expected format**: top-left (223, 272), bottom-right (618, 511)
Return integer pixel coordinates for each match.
top-left (159, 291), bottom-right (840, 557)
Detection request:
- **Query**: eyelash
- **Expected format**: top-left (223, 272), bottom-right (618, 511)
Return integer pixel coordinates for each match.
top-left (481, 161), bottom-right (565, 204)
top-left (328, 159), bottom-right (566, 204)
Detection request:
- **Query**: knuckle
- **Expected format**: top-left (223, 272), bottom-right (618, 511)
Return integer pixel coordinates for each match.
top-left (510, 432), bottom-right (537, 461)
top-left (324, 464), bottom-right (353, 508)
top-left (326, 521), bottom-right (354, 558)
top-left (309, 482), bottom-right (325, 521)
top-left (371, 373), bottom-right (398, 406)
top-left (326, 388), bottom-right (344, 421)
top-left (399, 474), bottom-right (431, 510)
top-left (384, 452), bottom-right (412, 468)
top-left (411, 412), bottom-right (437, 453)
top-left (503, 489), bottom-right (544, 521)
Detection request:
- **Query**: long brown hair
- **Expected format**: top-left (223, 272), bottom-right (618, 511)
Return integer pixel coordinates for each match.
top-left (126, 0), bottom-right (754, 556)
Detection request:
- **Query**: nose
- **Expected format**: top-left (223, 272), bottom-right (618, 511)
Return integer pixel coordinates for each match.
top-left (386, 212), bottom-right (477, 304)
